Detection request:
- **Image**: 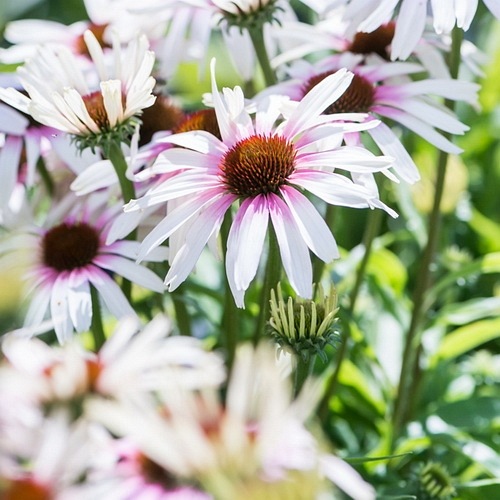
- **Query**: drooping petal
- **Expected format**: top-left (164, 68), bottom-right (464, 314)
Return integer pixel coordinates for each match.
top-left (67, 273), bottom-right (92, 333)
top-left (280, 186), bottom-right (339, 262)
top-left (226, 195), bottom-right (269, 307)
top-left (269, 194), bottom-right (312, 299)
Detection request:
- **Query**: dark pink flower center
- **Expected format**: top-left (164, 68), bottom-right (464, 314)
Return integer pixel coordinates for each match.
top-left (220, 134), bottom-right (296, 198)
top-left (303, 71), bottom-right (375, 114)
top-left (42, 222), bottom-right (100, 272)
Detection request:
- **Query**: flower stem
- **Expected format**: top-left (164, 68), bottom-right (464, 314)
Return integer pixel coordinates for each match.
top-left (253, 228), bottom-right (281, 345)
top-left (318, 208), bottom-right (383, 418)
top-left (294, 354), bottom-right (316, 396)
top-left (171, 284), bottom-right (192, 336)
top-left (248, 26), bottom-right (277, 87)
top-left (391, 27), bottom-right (464, 441)
top-left (220, 213), bottom-right (239, 370)
top-left (90, 285), bottom-right (106, 352)
top-left (104, 141), bottom-right (137, 300)
top-left (105, 141), bottom-right (136, 204)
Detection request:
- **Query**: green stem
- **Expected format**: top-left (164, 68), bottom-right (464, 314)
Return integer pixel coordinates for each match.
top-left (248, 26), bottom-right (277, 87)
top-left (294, 355), bottom-right (316, 396)
top-left (90, 285), bottom-right (106, 352)
top-left (317, 208), bottom-right (383, 419)
top-left (105, 141), bottom-right (136, 204)
top-left (220, 213), bottom-right (240, 370)
top-left (391, 27), bottom-right (464, 441)
top-left (171, 284), bottom-right (192, 336)
top-left (104, 141), bottom-right (137, 300)
top-left (253, 228), bottom-right (281, 345)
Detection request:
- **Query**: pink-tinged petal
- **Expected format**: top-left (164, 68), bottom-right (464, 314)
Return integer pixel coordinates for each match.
top-left (136, 190), bottom-right (231, 263)
top-left (50, 275), bottom-right (73, 344)
top-left (24, 287), bottom-right (51, 329)
top-left (269, 194), bottom-right (312, 299)
top-left (374, 105), bottom-right (463, 154)
top-left (67, 275), bottom-right (92, 333)
top-left (226, 195), bottom-right (269, 308)
top-left (296, 147), bottom-right (393, 173)
top-left (94, 255), bottom-right (165, 293)
top-left (389, 80), bottom-right (480, 105)
top-left (281, 68), bottom-right (353, 139)
top-left (0, 102), bottom-right (28, 134)
top-left (147, 148), bottom-right (217, 176)
top-left (124, 174), bottom-right (221, 212)
top-left (165, 195), bottom-right (235, 291)
top-left (0, 136), bottom-right (23, 209)
top-left (293, 169), bottom-right (399, 218)
top-left (391, 0), bottom-right (427, 61)
top-left (280, 186), bottom-right (339, 262)
top-left (367, 122), bottom-right (420, 184)
top-left (396, 99), bottom-right (469, 135)
top-left (87, 266), bottom-right (137, 320)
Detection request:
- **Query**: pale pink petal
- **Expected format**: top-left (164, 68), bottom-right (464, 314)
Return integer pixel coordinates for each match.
top-left (94, 255), bottom-right (165, 293)
top-left (0, 136), bottom-right (23, 209)
top-left (280, 186), bottom-right (339, 262)
top-left (165, 196), bottom-right (234, 291)
top-left (269, 194), bottom-right (312, 299)
top-left (226, 195), bottom-right (269, 307)
top-left (0, 103), bottom-right (28, 134)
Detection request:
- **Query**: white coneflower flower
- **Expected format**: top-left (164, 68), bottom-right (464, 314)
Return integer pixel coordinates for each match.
top-left (88, 342), bottom-right (376, 499)
top-left (0, 30), bottom-right (156, 153)
top-left (123, 59), bottom-right (395, 307)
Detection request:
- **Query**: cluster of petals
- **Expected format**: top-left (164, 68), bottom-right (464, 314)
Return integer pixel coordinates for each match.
top-left (259, 54), bottom-right (479, 184)
top-left (124, 59), bottom-right (396, 306)
top-left (320, 0), bottom-right (500, 60)
top-left (0, 30), bottom-right (156, 138)
top-left (88, 342), bottom-right (376, 499)
top-left (0, 314), bottom-right (226, 498)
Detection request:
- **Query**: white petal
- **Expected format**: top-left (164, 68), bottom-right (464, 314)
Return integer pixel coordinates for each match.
top-left (282, 68), bottom-right (354, 138)
top-left (269, 194), bottom-right (312, 299)
top-left (94, 255), bottom-right (165, 293)
top-left (101, 80), bottom-right (123, 128)
top-left (87, 267), bottom-right (137, 319)
top-left (280, 186), bottom-right (339, 262)
top-left (226, 195), bottom-right (269, 307)
top-left (367, 122), bottom-right (420, 184)
top-left (165, 196), bottom-right (234, 291)
top-left (391, 0), bottom-right (427, 60)
top-left (67, 274), bottom-right (92, 333)
top-left (50, 276), bottom-right (73, 344)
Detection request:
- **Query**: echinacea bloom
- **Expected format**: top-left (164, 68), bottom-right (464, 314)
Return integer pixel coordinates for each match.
top-left (0, 196), bottom-right (167, 343)
top-left (328, 0), bottom-right (500, 60)
top-left (88, 342), bottom-right (376, 499)
top-left (124, 59), bottom-right (395, 306)
top-left (258, 55), bottom-right (479, 183)
top-left (0, 29), bottom-right (156, 153)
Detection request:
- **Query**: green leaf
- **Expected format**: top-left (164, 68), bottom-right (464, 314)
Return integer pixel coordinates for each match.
top-left (434, 397), bottom-right (500, 429)
top-left (424, 252), bottom-right (500, 312)
top-left (469, 208), bottom-right (500, 252)
top-left (430, 317), bottom-right (500, 365)
top-left (434, 296), bottom-right (500, 326)
top-left (345, 452), bottom-right (413, 464)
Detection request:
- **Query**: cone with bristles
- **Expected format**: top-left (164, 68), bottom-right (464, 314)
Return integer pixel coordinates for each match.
top-left (268, 283), bottom-right (340, 363)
